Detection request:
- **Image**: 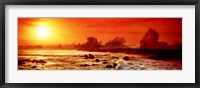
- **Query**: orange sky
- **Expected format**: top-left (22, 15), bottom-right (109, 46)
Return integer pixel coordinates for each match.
top-left (18, 18), bottom-right (182, 47)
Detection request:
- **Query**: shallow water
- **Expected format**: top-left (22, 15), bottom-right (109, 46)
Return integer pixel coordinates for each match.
top-left (18, 49), bottom-right (182, 70)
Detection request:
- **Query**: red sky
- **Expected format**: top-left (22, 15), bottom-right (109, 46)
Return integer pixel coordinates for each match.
top-left (18, 18), bottom-right (182, 47)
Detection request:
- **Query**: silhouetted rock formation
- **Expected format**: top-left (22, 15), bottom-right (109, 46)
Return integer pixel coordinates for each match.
top-left (103, 37), bottom-right (129, 49)
top-left (140, 28), bottom-right (181, 49)
top-left (83, 54), bottom-right (95, 59)
top-left (84, 54), bottom-right (89, 59)
top-left (123, 56), bottom-right (129, 60)
top-left (140, 28), bottom-right (163, 49)
top-left (88, 54), bottom-right (95, 59)
top-left (105, 65), bottom-right (113, 68)
top-left (81, 37), bottom-right (102, 50)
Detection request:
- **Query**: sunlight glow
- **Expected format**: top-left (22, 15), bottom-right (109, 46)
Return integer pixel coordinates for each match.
top-left (36, 26), bottom-right (49, 38)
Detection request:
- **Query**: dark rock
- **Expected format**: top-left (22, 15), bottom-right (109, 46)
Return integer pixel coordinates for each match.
top-left (18, 60), bottom-right (24, 65)
top-left (84, 54), bottom-right (89, 59)
top-left (95, 59), bottom-right (100, 62)
top-left (105, 65), bottom-right (113, 68)
top-left (31, 66), bottom-right (37, 69)
top-left (36, 60), bottom-right (46, 64)
top-left (103, 61), bottom-right (108, 64)
top-left (32, 60), bottom-right (37, 63)
top-left (113, 63), bottom-right (117, 68)
top-left (32, 60), bottom-right (46, 64)
top-left (80, 64), bottom-right (90, 66)
top-left (123, 56), bottom-right (129, 60)
top-left (18, 59), bottom-right (32, 65)
top-left (88, 54), bottom-right (95, 59)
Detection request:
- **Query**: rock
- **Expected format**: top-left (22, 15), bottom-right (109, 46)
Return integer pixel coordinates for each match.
top-left (36, 60), bottom-right (46, 64)
top-left (103, 61), bottom-right (108, 64)
top-left (84, 54), bottom-right (89, 59)
top-left (18, 59), bottom-right (32, 65)
top-left (32, 60), bottom-right (37, 63)
top-left (123, 56), bottom-right (129, 60)
top-left (88, 54), bottom-right (95, 59)
top-left (105, 65), bottom-right (113, 68)
top-left (18, 60), bottom-right (24, 65)
top-left (80, 64), bottom-right (90, 66)
top-left (31, 66), bottom-right (37, 69)
top-left (113, 63), bottom-right (117, 68)
top-left (95, 59), bottom-right (100, 62)
top-left (32, 60), bottom-right (46, 64)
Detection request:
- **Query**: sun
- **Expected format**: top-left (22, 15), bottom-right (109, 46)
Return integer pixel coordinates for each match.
top-left (36, 26), bottom-right (49, 38)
